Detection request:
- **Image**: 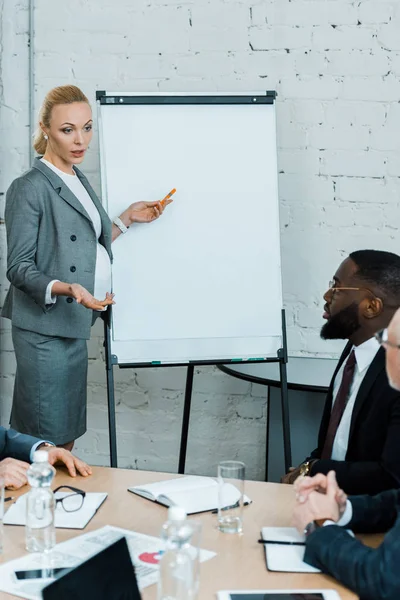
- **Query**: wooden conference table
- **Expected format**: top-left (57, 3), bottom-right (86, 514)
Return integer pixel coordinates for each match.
top-left (0, 466), bottom-right (381, 599)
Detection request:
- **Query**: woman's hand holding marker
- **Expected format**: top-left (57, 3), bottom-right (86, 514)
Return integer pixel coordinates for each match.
top-left (160, 188), bottom-right (176, 206)
top-left (119, 188), bottom-right (175, 226)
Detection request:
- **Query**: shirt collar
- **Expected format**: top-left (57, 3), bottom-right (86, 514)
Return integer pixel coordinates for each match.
top-left (352, 336), bottom-right (380, 373)
top-left (40, 157), bottom-right (77, 179)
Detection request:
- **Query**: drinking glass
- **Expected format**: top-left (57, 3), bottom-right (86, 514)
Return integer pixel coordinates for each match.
top-left (217, 461), bottom-right (245, 534)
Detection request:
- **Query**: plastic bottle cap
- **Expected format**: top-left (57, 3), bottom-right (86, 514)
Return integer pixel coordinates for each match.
top-left (33, 450), bottom-right (50, 463)
top-left (168, 506), bottom-right (187, 522)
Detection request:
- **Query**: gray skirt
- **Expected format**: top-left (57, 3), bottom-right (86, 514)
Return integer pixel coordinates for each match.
top-left (11, 325), bottom-right (88, 445)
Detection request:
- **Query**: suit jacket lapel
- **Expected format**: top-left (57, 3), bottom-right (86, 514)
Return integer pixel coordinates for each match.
top-left (32, 158), bottom-right (112, 259)
top-left (32, 158), bottom-right (93, 223)
top-left (348, 346), bottom-right (386, 441)
top-left (57, 182), bottom-right (93, 223)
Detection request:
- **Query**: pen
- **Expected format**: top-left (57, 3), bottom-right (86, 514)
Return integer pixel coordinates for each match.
top-left (211, 501), bottom-right (250, 514)
top-left (258, 539), bottom-right (305, 546)
top-left (5, 497), bottom-right (15, 502)
top-left (160, 188), bottom-right (176, 204)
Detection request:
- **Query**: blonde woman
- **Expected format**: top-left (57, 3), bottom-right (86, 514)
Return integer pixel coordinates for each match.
top-left (2, 85), bottom-right (172, 450)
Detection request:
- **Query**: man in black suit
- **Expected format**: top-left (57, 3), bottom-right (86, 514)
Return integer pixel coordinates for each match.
top-left (282, 249), bottom-right (400, 495)
top-left (292, 308), bottom-right (400, 599)
top-left (0, 426), bottom-right (92, 489)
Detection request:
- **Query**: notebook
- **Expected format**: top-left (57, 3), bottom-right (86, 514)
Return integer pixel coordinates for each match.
top-left (128, 475), bottom-right (251, 515)
top-left (260, 527), bottom-right (321, 573)
top-left (217, 590), bottom-right (341, 600)
top-left (4, 491), bottom-right (107, 530)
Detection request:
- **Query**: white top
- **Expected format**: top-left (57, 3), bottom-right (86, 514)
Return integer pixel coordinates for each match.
top-left (323, 498), bottom-right (353, 528)
top-left (41, 158), bottom-right (112, 303)
top-left (330, 336), bottom-right (380, 461)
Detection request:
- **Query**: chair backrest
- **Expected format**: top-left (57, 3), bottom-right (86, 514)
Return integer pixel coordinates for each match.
top-left (42, 537), bottom-right (141, 600)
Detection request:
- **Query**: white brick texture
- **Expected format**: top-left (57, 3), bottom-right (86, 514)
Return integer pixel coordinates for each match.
top-left (1, 0), bottom-right (399, 479)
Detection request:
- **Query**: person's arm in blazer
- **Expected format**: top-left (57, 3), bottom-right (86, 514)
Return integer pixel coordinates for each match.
top-left (5, 177), bottom-right (54, 311)
top-left (0, 427), bottom-right (92, 487)
top-left (308, 387), bottom-right (400, 495)
top-left (0, 426), bottom-right (44, 463)
top-left (304, 490), bottom-right (400, 600)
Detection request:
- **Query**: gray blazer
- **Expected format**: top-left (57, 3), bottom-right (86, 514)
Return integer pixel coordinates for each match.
top-left (2, 158), bottom-right (112, 339)
top-left (0, 426), bottom-right (41, 462)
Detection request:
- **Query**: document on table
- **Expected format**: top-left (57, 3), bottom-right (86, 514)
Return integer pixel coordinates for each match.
top-left (261, 527), bottom-right (321, 573)
top-left (3, 492), bottom-right (108, 529)
top-left (0, 524), bottom-right (216, 600)
top-left (129, 475), bottom-right (252, 514)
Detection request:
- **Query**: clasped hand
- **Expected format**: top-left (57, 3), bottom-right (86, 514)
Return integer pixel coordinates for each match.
top-left (292, 470), bottom-right (347, 533)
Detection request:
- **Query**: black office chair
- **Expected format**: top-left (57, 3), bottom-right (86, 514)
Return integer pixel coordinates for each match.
top-left (42, 537), bottom-right (141, 600)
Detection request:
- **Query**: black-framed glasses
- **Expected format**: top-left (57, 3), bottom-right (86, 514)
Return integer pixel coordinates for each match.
top-left (375, 328), bottom-right (400, 350)
top-left (53, 485), bottom-right (86, 512)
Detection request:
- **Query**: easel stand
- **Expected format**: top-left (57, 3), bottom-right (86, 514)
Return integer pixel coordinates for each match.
top-left (104, 310), bottom-right (291, 473)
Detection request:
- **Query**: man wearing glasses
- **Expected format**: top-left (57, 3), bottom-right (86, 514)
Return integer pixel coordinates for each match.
top-left (282, 249), bottom-right (400, 495)
top-left (291, 308), bottom-right (400, 600)
top-left (0, 426), bottom-right (92, 489)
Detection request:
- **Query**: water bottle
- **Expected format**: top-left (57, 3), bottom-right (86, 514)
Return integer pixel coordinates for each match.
top-left (158, 506), bottom-right (196, 600)
top-left (25, 450), bottom-right (56, 553)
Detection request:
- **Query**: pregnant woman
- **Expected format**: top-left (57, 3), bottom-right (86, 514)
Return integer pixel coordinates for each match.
top-left (2, 85), bottom-right (172, 450)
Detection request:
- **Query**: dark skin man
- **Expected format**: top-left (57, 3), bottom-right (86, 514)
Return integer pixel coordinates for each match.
top-left (281, 255), bottom-right (399, 485)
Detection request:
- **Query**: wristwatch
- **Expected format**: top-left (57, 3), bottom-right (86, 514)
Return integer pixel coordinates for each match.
top-left (304, 517), bottom-right (330, 537)
top-left (299, 460), bottom-right (312, 476)
top-left (113, 216), bottom-right (129, 234)
top-left (304, 520), bottom-right (320, 537)
top-left (37, 442), bottom-right (53, 450)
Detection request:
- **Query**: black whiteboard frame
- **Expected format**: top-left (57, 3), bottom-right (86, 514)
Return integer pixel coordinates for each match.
top-left (96, 91), bottom-right (276, 105)
top-left (98, 91), bottom-right (291, 476)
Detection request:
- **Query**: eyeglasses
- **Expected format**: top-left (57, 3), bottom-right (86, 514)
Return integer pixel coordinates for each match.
top-left (375, 328), bottom-right (400, 350)
top-left (53, 485), bottom-right (86, 512)
top-left (328, 280), bottom-right (375, 296)
top-left (327, 281), bottom-right (399, 309)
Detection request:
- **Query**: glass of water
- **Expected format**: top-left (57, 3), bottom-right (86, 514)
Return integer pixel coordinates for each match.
top-left (217, 461), bottom-right (245, 534)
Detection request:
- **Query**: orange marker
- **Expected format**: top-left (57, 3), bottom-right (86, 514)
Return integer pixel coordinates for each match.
top-left (160, 188), bottom-right (176, 204)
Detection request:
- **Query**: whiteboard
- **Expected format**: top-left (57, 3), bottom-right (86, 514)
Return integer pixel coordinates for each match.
top-left (97, 94), bottom-right (283, 364)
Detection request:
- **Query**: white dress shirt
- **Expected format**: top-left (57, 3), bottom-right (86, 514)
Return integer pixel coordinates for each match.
top-left (40, 158), bottom-right (112, 305)
top-left (330, 336), bottom-right (380, 461)
top-left (323, 499), bottom-right (353, 528)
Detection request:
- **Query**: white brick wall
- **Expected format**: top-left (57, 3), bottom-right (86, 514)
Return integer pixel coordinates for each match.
top-left (1, 0), bottom-right (399, 478)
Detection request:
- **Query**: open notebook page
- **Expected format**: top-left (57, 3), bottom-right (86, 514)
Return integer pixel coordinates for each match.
top-left (130, 476), bottom-right (217, 501)
top-left (130, 476), bottom-right (251, 514)
top-left (261, 527), bottom-right (321, 573)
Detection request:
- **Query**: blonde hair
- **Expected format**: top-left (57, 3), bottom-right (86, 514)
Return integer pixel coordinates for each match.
top-left (33, 85), bottom-right (90, 155)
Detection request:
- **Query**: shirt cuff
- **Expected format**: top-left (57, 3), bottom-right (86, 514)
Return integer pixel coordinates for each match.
top-left (45, 280), bottom-right (60, 305)
top-left (30, 440), bottom-right (55, 462)
top-left (322, 500), bottom-right (353, 528)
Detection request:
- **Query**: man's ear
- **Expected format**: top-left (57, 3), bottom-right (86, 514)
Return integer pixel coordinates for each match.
top-left (361, 296), bottom-right (384, 319)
